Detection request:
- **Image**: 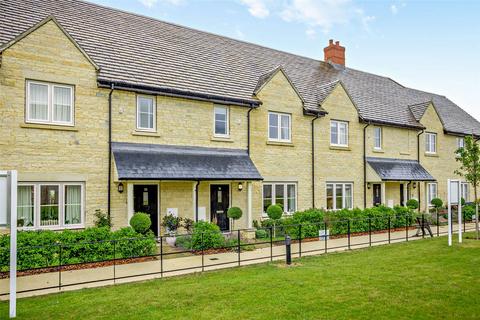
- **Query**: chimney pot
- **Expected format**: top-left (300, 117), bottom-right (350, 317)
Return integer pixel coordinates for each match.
top-left (324, 39), bottom-right (345, 66)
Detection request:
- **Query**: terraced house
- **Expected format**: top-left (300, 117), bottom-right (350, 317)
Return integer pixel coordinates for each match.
top-left (1, 0), bottom-right (479, 234)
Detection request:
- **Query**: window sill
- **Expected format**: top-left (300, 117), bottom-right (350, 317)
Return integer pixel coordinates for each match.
top-left (18, 225), bottom-right (85, 231)
top-left (132, 130), bottom-right (161, 137)
top-left (21, 123), bottom-right (78, 132)
top-left (425, 152), bottom-right (439, 158)
top-left (329, 145), bottom-right (350, 151)
top-left (211, 136), bottom-right (234, 143)
top-left (399, 152), bottom-right (411, 156)
top-left (372, 149), bottom-right (384, 153)
top-left (266, 141), bottom-right (294, 147)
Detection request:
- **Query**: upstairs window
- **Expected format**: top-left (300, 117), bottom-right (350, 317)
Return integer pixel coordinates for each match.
top-left (425, 132), bottom-right (437, 154)
top-left (26, 80), bottom-right (74, 125)
top-left (461, 182), bottom-right (469, 201)
top-left (330, 120), bottom-right (349, 147)
top-left (268, 112), bottom-right (291, 142)
top-left (457, 137), bottom-right (465, 149)
top-left (136, 96), bottom-right (156, 131)
top-left (374, 127), bottom-right (382, 150)
top-left (214, 105), bottom-right (229, 137)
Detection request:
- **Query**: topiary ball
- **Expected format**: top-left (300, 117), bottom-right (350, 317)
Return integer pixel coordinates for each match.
top-left (430, 198), bottom-right (443, 208)
top-left (266, 204), bottom-right (283, 220)
top-left (227, 207), bottom-right (243, 220)
top-left (406, 199), bottom-right (419, 210)
top-left (130, 212), bottom-right (152, 234)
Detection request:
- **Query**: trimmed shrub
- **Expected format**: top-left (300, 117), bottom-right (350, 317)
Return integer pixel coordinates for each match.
top-left (191, 221), bottom-right (225, 250)
top-left (406, 199), bottom-right (419, 210)
top-left (431, 198), bottom-right (443, 209)
top-left (227, 207), bottom-right (243, 230)
top-left (463, 204), bottom-right (476, 221)
top-left (130, 212), bottom-right (152, 234)
top-left (255, 229), bottom-right (268, 239)
top-left (266, 205), bottom-right (283, 220)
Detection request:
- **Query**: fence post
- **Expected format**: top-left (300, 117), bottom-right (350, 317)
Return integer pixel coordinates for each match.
top-left (463, 211), bottom-right (466, 233)
top-left (201, 232), bottom-right (205, 272)
top-left (160, 235), bottom-right (163, 278)
top-left (406, 215), bottom-right (409, 242)
top-left (388, 216), bottom-right (391, 244)
top-left (58, 244), bottom-right (62, 291)
top-left (237, 229), bottom-right (241, 267)
top-left (368, 217), bottom-right (372, 247)
top-left (422, 214), bottom-right (425, 239)
top-left (113, 240), bottom-right (116, 284)
top-left (298, 224), bottom-right (302, 258)
top-left (436, 211), bottom-right (440, 237)
top-left (324, 222), bottom-right (328, 254)
top-left (347, 219), bottom-right (351, 250)
top-left (270, 226), bottom-right (273, 262)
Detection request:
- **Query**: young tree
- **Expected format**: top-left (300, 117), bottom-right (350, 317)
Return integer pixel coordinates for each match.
top-left (455, 135), bottom-right (480, 239)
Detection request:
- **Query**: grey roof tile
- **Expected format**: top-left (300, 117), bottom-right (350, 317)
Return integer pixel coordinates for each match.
top-left (367, 157), bottom-right (435, 181)
top-left (1, 0), bottom-right (479, 134)
top-left (112, 142), bottom-right (263, 180)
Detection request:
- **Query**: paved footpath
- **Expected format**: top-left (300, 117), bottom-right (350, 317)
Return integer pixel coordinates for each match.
top-left (0, 223), bottom-right (474, 299)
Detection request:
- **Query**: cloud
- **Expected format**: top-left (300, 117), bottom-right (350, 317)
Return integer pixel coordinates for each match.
top-left (280, 0), bottom-right (374, 33)
top-left (390, 4), bottom-right (398, 15)
top-left (138, 0), bottom-right (183, 8)
top-left (240, 0), bottom-right (270, 18)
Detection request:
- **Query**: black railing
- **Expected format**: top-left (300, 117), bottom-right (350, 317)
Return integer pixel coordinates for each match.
top-left (0, 213), bottom-right (476, 297)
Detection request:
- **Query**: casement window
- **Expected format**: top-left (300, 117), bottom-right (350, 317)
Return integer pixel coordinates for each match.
top-left (457, 137), bottom-right (465, 149)
top-left (373, 127), bottom-right (382, 150)
top-left (326, 182), bottom-right (353, 210)
top-left (268, 112), bottom-right (291, 142)
top-left (136, 95), bottom-right (156, 131)
top-left (461, 182), bottom-right (469, 201)
top-left (425, 132), bottom-right (437, 154)
top-left (26, 80), bottom-right (74, 125)
top-left (427, 183), bottom-right (438, 205)
top-left (262, 183), bottom-right (296, 214)
top-left (214, 105), bottom-right (229, 137)
top-left (330, 120), bottom-right (349, 147)
top-left (17, 182), bottom-right (84, 229)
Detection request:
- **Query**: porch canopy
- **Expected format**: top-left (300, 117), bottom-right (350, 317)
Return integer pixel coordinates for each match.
top-left (366, 157), bottom-right (435, 181)
top-left (112, 142), bottom-right (263, 180)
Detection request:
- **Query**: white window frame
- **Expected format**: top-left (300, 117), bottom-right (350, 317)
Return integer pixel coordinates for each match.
top-left (461, 182), bottom-right (469, 201)
top-left (17, 182), bottom-right (84, 230)
top-left (213, 105), bottom-right (229, 137)
top-left (457, 137), bottom-right (465, 149)
top-left (268, 112), bottom-right (291, 142)
top-left (373, 127), bottom-right (382, 150)
top-left (330, 120), bottom-right (349, 147)
top-left (425, 132), bottom-right (437, 154)
top-left (427, 182), bottom-right (438, 206)
top-left (262, 182), bottom-right (297, 215)
top-left (326, 182), bottom-right (353, 210)
top-left (136, 95), bottom-right (156, 132)
top-left (26, 80), bottom-right (74, 126)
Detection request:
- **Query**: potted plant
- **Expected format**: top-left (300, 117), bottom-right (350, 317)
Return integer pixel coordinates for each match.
top-left (161, 214), bottom-right (181, 246)
top-left (182, 217), bottom-right (194, 233)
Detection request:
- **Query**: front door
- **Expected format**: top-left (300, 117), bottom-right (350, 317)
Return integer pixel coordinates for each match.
top-left (210, 184), bottom-right (230, 231)
top-left (133, 185), bottom-right (158, 236)
top-left (373, 184), bottom-right (382, 206)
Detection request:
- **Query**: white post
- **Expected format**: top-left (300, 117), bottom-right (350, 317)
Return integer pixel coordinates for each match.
top-left (447, 179), bottom-right (452, 246)
top-left (458, 183), bottom-right (462, 243)
top-left (9, 170), bottom-right (17, 318)
top-left (247, 182), bottom-right (252, 229)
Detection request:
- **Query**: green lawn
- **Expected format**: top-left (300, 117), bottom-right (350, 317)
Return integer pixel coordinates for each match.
top-left (1, 235), bottom-right (479, 320)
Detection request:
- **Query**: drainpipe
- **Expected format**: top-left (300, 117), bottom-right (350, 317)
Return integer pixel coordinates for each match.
top-left (363, 122), bottom-right (371, 209)
top-left (195, 181), bottom-right (200, 222)
top-left (311, 115), bottom-right (320, 208)
top-left (247, 105), bottom-right (255, 155)
top-left (107, 83), bottom-right (114, 220)
top-left (417, 129), bottom-right (424, 211)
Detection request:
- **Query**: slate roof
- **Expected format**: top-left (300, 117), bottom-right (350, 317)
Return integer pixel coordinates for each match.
top-left (112, 142), bottom-right (263, 180)
top-left (367, 157), bottom-right (435, 182)
top-left (1, 0), bottom-right (479, 134)
top-left (408, 101), bottom-right (432, 121)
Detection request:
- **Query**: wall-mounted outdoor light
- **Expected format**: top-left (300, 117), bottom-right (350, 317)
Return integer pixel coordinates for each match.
top-left (238, 182), bottom-right (243, 191)
top-left (117, 182), bottom-right (124, 193)
top-left (412, 182), bottom-right (417, 189)
top-left (367, 182), bottom-right (371, 189)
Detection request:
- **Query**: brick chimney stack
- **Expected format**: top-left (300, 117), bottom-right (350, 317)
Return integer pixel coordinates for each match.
top-left (324, 39), bottom-right (345, 66)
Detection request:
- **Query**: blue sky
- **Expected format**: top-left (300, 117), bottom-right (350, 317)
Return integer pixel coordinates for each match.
top-left (88, 0), bottom-right (480, 119)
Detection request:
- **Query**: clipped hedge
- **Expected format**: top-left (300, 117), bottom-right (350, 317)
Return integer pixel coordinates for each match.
top-left (0, 227), bottom-right (156, 272)
top-left (190, 221), bottom-right (225, 250)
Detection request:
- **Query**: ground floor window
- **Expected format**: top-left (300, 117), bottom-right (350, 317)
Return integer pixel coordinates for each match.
top-left (427, 183), bottom-right (438, 206)
top-left (461, 182), bottom-right (469, 201)
top-left (263, 183), bottom-right (296, 214)
top-left (326, 182), bottom-right (353, 210)
top-left (17, 182), bottom-right (84, 229)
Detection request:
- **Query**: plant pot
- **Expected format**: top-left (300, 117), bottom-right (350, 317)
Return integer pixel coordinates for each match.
top-left (166, 236), bottom-right (176, 247)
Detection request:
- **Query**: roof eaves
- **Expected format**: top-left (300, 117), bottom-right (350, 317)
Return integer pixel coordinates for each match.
top-left (0, 15), bottom-right (100, 71)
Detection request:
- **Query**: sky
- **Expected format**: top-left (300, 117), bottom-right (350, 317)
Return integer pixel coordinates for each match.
top-left (88, 0), bottom-right (480, 119)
